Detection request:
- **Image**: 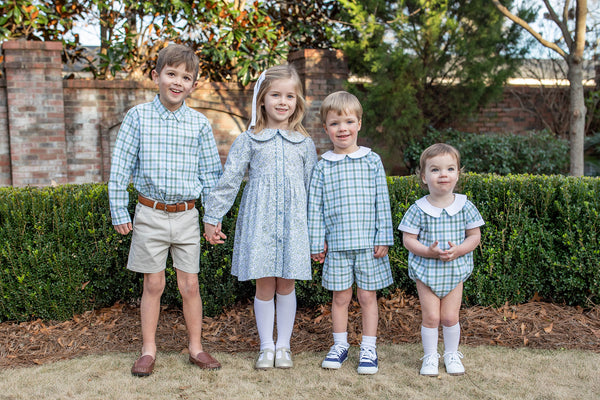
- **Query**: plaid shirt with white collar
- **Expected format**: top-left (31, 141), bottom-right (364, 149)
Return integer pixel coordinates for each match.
top-left (307, 146), bottom-right (394, 253)
top-left (109, 95), bottom-right (222, 226)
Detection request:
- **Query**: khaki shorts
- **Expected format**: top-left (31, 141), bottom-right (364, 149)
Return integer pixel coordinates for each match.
top-left (127, 203), bottom-right (201, 274)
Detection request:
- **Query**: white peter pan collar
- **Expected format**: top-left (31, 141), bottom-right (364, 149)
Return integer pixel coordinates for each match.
top-left (415, 194), bottom-right (467, 217)
top-left (321, 146), bottom-right (371, 161)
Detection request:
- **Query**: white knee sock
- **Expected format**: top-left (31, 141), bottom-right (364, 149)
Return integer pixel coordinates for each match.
top-left (443, 323), bottom-right (461, 354)
top-left (275, 290), bottom-right (296, 350)
top-left (254, 297), bottom-right (275, 351)
top-left (421, 325), bottom-right (439, 355)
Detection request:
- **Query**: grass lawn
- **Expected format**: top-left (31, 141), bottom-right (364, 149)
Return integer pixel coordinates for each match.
top-left (1, 344), bottom-right (598, 399)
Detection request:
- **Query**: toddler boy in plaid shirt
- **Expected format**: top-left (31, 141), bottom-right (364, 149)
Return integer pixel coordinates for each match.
top-left (307, 91), bottom-right (394, 375)
top-left (109, 44), bottom-right (223, 376)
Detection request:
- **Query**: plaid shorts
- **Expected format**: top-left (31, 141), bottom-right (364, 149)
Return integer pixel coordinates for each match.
top-left (322, 249), bottom-right (393, 291)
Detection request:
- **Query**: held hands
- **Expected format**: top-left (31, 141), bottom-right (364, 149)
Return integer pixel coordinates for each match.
top-left (203, 222), bottom-right (227, 245)
top-left (311, 242), bottom-right (328, 263)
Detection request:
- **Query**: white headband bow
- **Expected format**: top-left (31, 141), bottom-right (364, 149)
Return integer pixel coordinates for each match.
top-left (250, 71), bottom-right (266, 129)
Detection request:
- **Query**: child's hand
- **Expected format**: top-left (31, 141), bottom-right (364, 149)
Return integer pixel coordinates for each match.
top-left (439, 241), bottom-right (459, 262)
top-left (427, 241), bottom-right (446, 259)
top-left (311, 242), bottom-right (328, 263)
top-left (374, 245), bottom-right (388, 258)
top-left (311, 252), bottom-right (325, 263)
top-left (114, 223), bottom-right (132, 235)
top-left (203, 222), bottom-right (227, 245)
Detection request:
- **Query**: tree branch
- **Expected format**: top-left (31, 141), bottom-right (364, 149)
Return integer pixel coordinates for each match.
top-left (542, 0), bottom-right (573, 49)
top-left (573, 0), bottom-right (588, 62)
top-left (491, 0), bottom-right (567, 60)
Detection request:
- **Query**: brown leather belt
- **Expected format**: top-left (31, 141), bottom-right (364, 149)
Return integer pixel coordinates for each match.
top-left (137, 195), bottom-right (196, 212)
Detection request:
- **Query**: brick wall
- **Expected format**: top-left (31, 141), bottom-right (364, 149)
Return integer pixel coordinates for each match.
top-left (0, 40), bottom-right (580, 186)
top-left (0, 41), bottom-right (350, 186)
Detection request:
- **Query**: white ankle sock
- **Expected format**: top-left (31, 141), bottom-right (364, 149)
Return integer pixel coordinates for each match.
top-left (361, 335), bottom-right (377, 350)
top-left (333, 332), bottom-right (349, 348)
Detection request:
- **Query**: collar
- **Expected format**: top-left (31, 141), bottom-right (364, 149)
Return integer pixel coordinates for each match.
top-left (321, 146), bottom-right (371, 161)
top-left (153, 95), bottom-right (188, 122)
top-left (248, 128), bottom-right (308, 143)
top-left (415, 194), bottom-right (467, 217)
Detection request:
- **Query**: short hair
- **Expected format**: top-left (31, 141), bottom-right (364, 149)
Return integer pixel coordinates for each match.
top-left (154, 44), bottom-right (200, 82)
top-left (319, 91), bottom-right (363, 124)
top-left (251, 64), bottom-right (308, 136)
top-left (419, 143), bottom-right (462, 181)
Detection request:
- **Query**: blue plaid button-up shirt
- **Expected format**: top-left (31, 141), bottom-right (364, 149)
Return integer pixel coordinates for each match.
top-left (307, 147), bottom-right (394, 253)
top-left (109, 95), bottom-right (222, 225)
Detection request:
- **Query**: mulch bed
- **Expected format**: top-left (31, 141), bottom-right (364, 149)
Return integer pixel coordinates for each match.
top-left (2, 289), bottom-right (600, 369)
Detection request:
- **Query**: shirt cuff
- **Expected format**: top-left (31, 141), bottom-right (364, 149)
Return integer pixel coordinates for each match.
top-left (397, 224), bottom-right (419, 234)
top-left (203, 214), bottom-right (222, 226)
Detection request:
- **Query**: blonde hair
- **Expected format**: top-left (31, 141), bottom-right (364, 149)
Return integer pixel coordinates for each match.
top-left (320, 91), bottom-right (363, 123)
top-left (155, 44), bottom-right (200, 83)
top-left (250, 64), bottom-right (308, 136)
top-left (419, 143), bottom-right (462, 182)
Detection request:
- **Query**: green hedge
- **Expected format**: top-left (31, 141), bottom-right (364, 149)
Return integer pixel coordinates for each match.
top-left (1, 175), bottom-right (599, 322)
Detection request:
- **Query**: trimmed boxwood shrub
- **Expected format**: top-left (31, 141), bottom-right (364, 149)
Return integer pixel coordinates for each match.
top-left (0, 175), bottom-right (599, 322)
top-left (403, 128), bottom-right (570, 175)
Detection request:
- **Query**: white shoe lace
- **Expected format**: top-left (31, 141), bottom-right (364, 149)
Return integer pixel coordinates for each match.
top-left (359, 347), bottom-right (376, 364)
top-left (420, 353), bottom-right (440, 367)
top-left (327, 344), bottom-right (348, 359)
top-left (444, 351), bottom-right (464, 366)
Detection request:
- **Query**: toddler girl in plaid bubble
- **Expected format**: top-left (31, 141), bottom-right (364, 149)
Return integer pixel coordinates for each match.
top-left (398, 143), bottom-right (484, 377)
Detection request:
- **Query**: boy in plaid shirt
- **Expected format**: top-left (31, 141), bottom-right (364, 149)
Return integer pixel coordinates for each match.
top-left (307, 91), bottom-right (393, 375)
top-left (109, 44), bottom-right (223, 376)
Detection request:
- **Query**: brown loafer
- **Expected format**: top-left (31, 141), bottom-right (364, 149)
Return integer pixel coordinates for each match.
top-left (189, 351), bottom-right (221, 370)
top-left (131, 354), bottom-right (155, 377)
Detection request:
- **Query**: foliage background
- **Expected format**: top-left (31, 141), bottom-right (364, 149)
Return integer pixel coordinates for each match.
top-left (1, 172), bottom-right (598, 323)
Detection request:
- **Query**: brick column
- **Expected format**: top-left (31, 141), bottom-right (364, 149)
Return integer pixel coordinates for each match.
top-left (288, 49), bottom-right (348, 155)
top-left (3, 41), bottom-right (67, 186)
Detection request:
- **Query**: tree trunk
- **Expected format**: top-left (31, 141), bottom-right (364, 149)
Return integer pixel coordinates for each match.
top-left (567, 60), bottom-right (586, 176)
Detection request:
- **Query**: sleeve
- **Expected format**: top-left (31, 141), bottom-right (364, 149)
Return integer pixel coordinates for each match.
top-left (108, 108), bottom-right (140, 226)
top-left (307, 162), bottom-right (326, 254)
top-left (202, 132), bottom-right (251, 225)
top-left (373, 157), bottom-right (394, 246)
top-left (303, 138), bottom-right (318, 193)
top-left (197, 120), bottom-right (223, 205)
top-left (464, 200), bottom-right (485, 230)
top-left (397, 204), bottom-right (421, 235)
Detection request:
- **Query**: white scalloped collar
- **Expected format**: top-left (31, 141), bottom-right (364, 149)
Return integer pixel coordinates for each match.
top-left (247, 128), bottom-right (308, 143)
top-left (321, 146), bottom-right (371, 161)
top-left (415, 194), bottom-right (467, 217)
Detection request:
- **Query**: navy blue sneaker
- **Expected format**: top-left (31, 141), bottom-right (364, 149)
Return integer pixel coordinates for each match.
top-left (321, 344), bottom-right (349, 369)
top-left (357, 346), bottom-right (378, 375)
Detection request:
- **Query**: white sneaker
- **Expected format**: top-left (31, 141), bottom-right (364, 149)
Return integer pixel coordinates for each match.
top-left (444, 351), bottom-right (465, 375)
top-left (420, 353), bottom-right (440, 377)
